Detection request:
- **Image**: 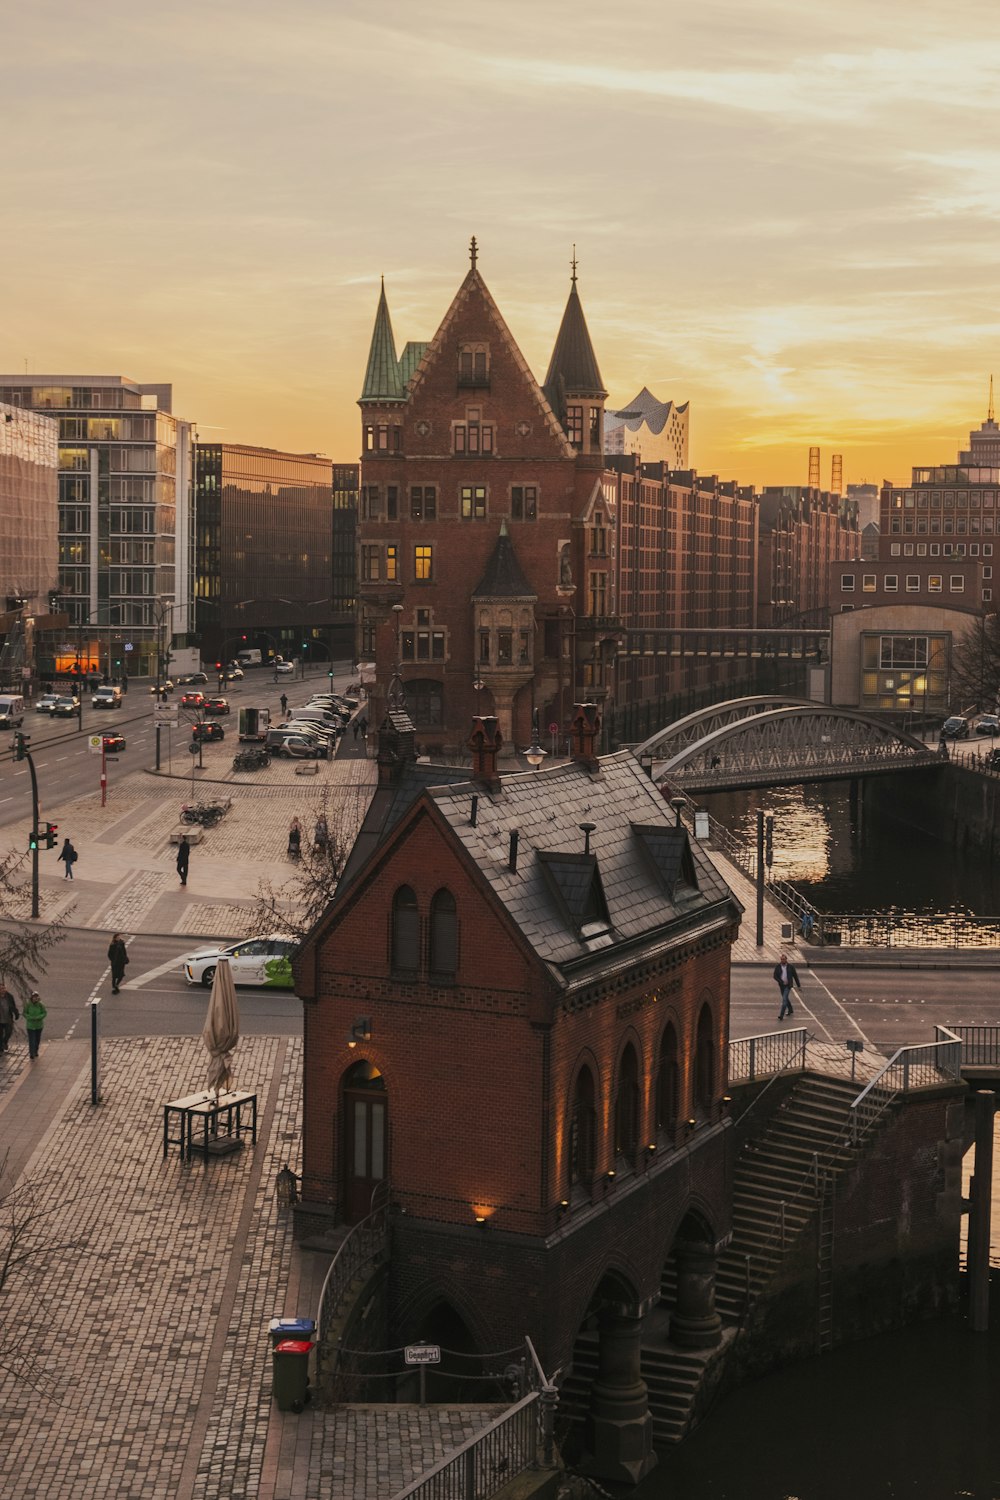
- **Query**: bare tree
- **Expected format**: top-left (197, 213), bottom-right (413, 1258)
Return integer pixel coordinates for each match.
top-left (0, 1156), bottom-right (84, 1386)
top-left (949, 612), bottom-right (1000, 713)
top-left (249, 790), bottom-right (349, 940)
top-left (0, 849), bottom-right (67, 999)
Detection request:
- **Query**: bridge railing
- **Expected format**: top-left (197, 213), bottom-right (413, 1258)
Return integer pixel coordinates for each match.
top-left (946, 1024), bottom-right (1000, 1067)
top-left (728, 1027), bottom-right (808, 1086)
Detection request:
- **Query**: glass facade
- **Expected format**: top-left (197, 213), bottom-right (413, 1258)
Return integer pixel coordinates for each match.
top-left (0, 403), bottom-right (59, 608)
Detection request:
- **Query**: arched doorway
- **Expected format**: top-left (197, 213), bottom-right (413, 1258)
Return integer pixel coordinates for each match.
top-left (342, 1059), bottom-right (387, 1224)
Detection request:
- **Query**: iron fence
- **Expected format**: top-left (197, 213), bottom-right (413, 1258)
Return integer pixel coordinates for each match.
top-left (390, 1393), bottom-right (542, 1500)
top-left (948, 1024), bottom-right (1000, 1067)
top-left (728, 1028), bottom-right (807, 1085)
top-left (315, 1180), bottom-right (389, 1388)
top-left (849, 1028), bottom-right (962, 1145)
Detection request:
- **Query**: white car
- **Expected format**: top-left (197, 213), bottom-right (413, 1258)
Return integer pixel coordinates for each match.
top-left (275, 660), bottom-right (295, 675)
top-left (35, 693), bottom-right (59, 713)
top-left (182, 934), bottom-right (298, 989)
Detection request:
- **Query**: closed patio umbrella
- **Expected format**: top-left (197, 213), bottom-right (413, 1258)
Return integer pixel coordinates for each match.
top-left (202, 956), bottom-right (239, 1098)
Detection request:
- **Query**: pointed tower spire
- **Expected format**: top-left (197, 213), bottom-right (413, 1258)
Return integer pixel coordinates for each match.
top-left (544, 254), bottom-right (607, 457)
top-left (359, 278), bottom-right (404, 402)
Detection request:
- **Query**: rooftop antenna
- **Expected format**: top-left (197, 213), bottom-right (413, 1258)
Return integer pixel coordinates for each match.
top-left (571, 244), bottom-right (578, 287)
top-left (989, 374), bottom-right (995, 424)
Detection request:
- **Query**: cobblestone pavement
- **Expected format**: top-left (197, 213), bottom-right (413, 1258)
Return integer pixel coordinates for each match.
top-left (0, 1037), bottom-right (503, 1500)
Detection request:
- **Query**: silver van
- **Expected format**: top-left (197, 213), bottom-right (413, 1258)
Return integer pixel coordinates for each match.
top-left (0, 695), bottom-right (25, 728)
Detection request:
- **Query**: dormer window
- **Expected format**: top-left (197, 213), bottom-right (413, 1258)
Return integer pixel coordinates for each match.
top-left (458, 344), bottom-right (490, 389)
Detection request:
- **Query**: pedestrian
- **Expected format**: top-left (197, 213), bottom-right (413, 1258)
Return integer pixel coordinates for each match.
top-left (801, 910), bottom-right (815, 942)
top-left (176, 834), bottom-right (190, 887)
top-left (288, 817), bottom-right (302, 860)
top-left (280, 692), bottom-right (288, 715)
top-left (59, 837), bottom-right (78, 879)
top-left (772, 951), bottom-right (801, 1021)
top-left (313, 814), bottom-right (328, 853)
top-left (359, 716), bottom-right (368, 739)
top-left (24, 991), bottom-right (46, 1060)
top-left (108, 932), bottom-right (129, 994)
top-left (352, 720), bottom-right (359, 741)
top-left (0, 982), bottom-right (18, 1053)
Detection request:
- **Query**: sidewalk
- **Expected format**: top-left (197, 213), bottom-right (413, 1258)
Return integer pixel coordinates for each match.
top-left (0, 1033), bottom-right (503, 1500)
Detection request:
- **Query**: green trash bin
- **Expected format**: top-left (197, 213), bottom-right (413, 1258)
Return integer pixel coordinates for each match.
top-left (272, 1338), bottom-right (313, 1412)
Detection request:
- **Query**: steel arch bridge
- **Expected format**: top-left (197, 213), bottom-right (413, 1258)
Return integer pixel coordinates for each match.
top-left (634, 696), bottom-right (941, 793)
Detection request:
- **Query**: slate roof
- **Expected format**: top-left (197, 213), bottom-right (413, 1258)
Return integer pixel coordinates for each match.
top-left (472, 522), bottom-right (536, 600)
top-left (543, 280), bottom-right (607, 413)
top-left (337, 758), bottom-right (472, 894)
top-left (428, 750), bottom-right (739, 984)
top-left (360, 281), bottom-right (405, 402)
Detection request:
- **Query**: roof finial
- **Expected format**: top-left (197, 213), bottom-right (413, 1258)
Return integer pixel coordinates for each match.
top-left (469, 235), bottom-right (478, 271)
top-left (571, 244), bottom-right (578, 286)
top-left (989, 373), bottom-right (995, 424)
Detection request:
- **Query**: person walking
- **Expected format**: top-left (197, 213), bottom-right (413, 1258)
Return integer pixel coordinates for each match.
top-left (313, 814), bottom-right (328, 853)
top-left (280, 692), bottom-right (288, 716)
top-left (772, 951), bottom-right (801, 1021)
top-left (0, 983), bottom-right (18, 1052)
top-left (59, 837), bottom-right (78, 879)
top-left (287, 817), bottom-right (302, 860)
top-left (176, 835), bottom-right (190, 887)
top-left (108, 933), bottom-right (129, 994)
top-left (24, 991), bottom-right (46, 1060)
top-left (352, 719), bottom-right (359, 741)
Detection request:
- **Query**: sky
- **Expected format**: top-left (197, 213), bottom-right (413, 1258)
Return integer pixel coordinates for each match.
top-left (3, 0), bottom-right (1000, 487)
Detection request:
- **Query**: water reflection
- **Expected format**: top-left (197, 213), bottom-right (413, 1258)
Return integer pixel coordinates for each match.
top-left (701, 780), bottom-right (1000, 918)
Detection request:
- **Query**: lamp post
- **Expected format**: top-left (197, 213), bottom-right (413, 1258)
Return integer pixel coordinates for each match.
top-left (525, 709), bottom-right (546, 770)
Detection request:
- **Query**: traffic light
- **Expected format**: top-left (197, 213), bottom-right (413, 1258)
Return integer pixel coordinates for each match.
top-left (328, 670), bottom-right (334, 681)
top-left (44, 822), bottom-right (58, 850)
top-left (215, 662), bottom-right (222, 671)
top-left (28, 828), bottom-right (38, 852)
top-left (13, 732), bottom-right (29, 761)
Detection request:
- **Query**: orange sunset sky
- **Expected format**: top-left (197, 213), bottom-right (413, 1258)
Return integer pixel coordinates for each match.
top-left (3, 0), bottom-right (998, 488)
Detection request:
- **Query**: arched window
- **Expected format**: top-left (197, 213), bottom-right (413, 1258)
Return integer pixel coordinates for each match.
top-left (656, 1023), bottom-right (679, 1137)
top-left (429, 889), bottom-right (457, 979)
top-left (391, 886), bottom-right (419, 974)
top-left (570, 1066), bottom-right (596, 1190)
top-left (614, 1044), bottom-right (640, 1166)
top-left (695, 1004), bottom-right (715, 1113)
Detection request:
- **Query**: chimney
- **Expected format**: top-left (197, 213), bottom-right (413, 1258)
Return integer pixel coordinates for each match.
top-left (508, 829), bottom-right (519, 872)
top-left (569, 703), bottom-right (601, 772)
top-left (468, 715), bottom-right (503, 793)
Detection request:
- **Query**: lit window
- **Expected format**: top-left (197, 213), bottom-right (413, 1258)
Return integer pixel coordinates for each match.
top-left (414, 545), bottom-right (433, 582)
top-left (862, 575), bottom-right (876, 592)
top-left (928, 575), bottom-right (942, 592)
top-left (386, 544), bottom-right (398, 582)
top-left (461, 485), bottom-right (487, 520)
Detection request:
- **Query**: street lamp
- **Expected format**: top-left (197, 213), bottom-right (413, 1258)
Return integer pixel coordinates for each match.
top-left (525, 709), bottom-right (546, 770)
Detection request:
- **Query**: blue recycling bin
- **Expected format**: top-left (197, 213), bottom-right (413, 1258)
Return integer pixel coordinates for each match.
top-left (268, 1317), bottom-right (315, 1348)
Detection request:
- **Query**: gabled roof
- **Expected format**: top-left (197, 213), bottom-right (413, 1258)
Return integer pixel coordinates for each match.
top-left (544, 278), bottom-right (607, 413)
top-left (631, 823), bottom-right (698, 895)
top-left (359, 280), bottom-right (405, 403)
top-left (399, 341), bottom-right (428, 388)
top-left (472, 521), bottom-right (537, 600)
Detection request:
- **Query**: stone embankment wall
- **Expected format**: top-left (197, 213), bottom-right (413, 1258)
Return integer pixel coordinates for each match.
top-left (864, 764), bottom-right (1000, 860)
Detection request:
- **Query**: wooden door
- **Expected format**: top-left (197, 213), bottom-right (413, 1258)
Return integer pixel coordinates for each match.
top-left (343, 1088), bottom-right (387, 1224)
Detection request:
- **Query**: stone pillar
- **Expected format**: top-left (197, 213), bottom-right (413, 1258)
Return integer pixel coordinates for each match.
top-left (670, 1238), bottom-right (722, 1349)
top-left (581, 1307), bottom-right (657, 1485)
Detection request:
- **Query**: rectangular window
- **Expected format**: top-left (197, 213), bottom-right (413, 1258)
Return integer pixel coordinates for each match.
top-left (386, 486), bottom-right (398, 520)
top-left (386, 544), bottom-right (398, 582)
top-left (950, 575), bottom-right (964, 591)
top-left (890, 543), bottom-right (901, 557)
top-left (461, 485), bottom-right (487, 520)
top-left (841, 574), bottom-right (855, 591)
top-left (361, 544), bottom-right (380, 582)
top-left (417, 631), bottom-right (430, 660)
top-left (589, 571), bottom-right (607, 615)
top-left (986, 544), bottom-right (994, 556)
top-left (884, 575), bottom-right (898, 591)
top-left (906, 576), bottom-right (920, 592)
top-left (361, 485), bottom-right (380, 520)
top-left (479, 629), bottom-right (490, 664)
top-left (410, 486), bottom-right (437, 520)
top-left (364, 425), bottom-right (375, 451)
top-left (414, 545), bottom-right (433, 582)
top-left (985, 589), bottom-right (993, 602)
top-left (928, 575), bottom-right (942, 592)
top-left (497, 629), bottom-right (513, 665)
top-left (453, 420), bottom-right (494, 454)
top-left (519, 629), bottom-right (530, 664)
top-left (401, 630), bottom-right (415, 661)
top-left (565, 406), bottom-right (583, 447)
top-left (984, 566), bottom-right (992, 579)
top-left (862, 575), bottom-right (876, 592)
top-left (511, 485), bottom-right (537, 521)
top-left (432, 630), bottom-right (446, 660)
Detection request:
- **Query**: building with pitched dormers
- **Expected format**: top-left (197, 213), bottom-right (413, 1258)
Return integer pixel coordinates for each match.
top-left (294, 704), bottom-right (741, 1485)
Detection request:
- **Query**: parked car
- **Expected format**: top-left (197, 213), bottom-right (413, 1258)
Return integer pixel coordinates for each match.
top-left (203, 696), bottom-right (230, 715)
top-left (987, 748), bottom-right (1000, 769)
top-left (275, 660), bottom-right (295, 676)
top-left (192, 721), bottom-right (225, 743)
top-left (265, 729), bottom-right (328, 759)
top-left (941, 716), bottom-right (970, 739)
top-left (180, 691), bottom-right (206, 709)
top-left (50, 695), bottom-right (80, 717)
top-left (181, 934), bottom-right (298, 988)
top-left (285, 724), bottom-right (336, 750)
top-left (101, 732), bottom-right (127, 753)
top-left (975, 714), bottom-right (1000, 736)
top-left (35, 694), bottom-right (59, 714)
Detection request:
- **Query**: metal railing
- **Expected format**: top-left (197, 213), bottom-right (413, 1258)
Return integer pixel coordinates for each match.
top-left (849, 1027), bottom-right (962, 1146)
top-left (315, 1180), bottom-right (390, 1374)
top-left (728, 1027), bottom-right (807, 1086)
top-left (390, 1337), bottom-right (557, 1500)
top-left (947, 1023), bottom-right (1000, 1068)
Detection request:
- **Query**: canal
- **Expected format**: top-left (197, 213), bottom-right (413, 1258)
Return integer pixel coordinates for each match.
top-left (700, 777), bottom-right (1000, 919)
top-left (629, 778), bottom-right (1000, 1498)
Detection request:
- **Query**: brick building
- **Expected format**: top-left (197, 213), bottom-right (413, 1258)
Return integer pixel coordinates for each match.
top-left (757, 486), bottom-right (860, 627)
top-left (356, 247), bottom-right (618, 755)
top-left (295, 705), bottom-right (742, 1484)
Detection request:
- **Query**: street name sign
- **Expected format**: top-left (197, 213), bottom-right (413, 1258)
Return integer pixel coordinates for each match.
top-left (404, 1344), bottom-right (441, 1365)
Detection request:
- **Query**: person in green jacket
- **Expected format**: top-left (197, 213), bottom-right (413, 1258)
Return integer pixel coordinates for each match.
top-left (24, 991), bottom-right (46, 1059)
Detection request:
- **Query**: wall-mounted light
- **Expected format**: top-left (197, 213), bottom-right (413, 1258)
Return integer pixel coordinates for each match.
top-left (686, 1117), bottom-right (697, 1130)
top-left (721, 1095), bottom-right (732, 1109)
top-left (646, 1143), bottom-right (657, 1155)
top-left (558, 1199), bottom-right (570, 1213)
top-left (475, 1215), bottom-right (488, 1228)
top-left (605, 1169), bottom-right (616, 1185)
top-left (347, 1017), bottom-right (372, 1048)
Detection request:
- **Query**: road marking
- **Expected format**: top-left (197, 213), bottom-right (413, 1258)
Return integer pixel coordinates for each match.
top-left (805, 965), bottom-right (871, 1043)
top-left (122, 954), bottom-right (187, 989)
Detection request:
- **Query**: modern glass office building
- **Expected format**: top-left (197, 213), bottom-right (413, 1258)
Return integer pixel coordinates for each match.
top-left (0, 376), bottom-right (194, 678)
top-left (194, 443), bottom-right (335, 668)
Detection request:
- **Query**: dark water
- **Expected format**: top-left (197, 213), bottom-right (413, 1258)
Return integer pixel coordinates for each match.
top-left (701, 780), bottom-right (1000, 918)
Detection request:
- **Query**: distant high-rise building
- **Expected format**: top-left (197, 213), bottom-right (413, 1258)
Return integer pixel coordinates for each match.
top-left (604, 388), bottom-right (689, 468)
top-left (958, 379), bottom-right (1000, 467)
top-left (0, 375), bottom-right (194, 678)
top-left (0, 402), bottom-right (58, 612)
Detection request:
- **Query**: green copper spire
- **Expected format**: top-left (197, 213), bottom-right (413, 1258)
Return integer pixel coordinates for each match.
top-left (360, 278), bottom-right (404, 402)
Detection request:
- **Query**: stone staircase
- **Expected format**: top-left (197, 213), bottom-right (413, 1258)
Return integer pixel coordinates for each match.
top-left (715, 1072), bottom-right (863, 1324)
top-left (559, 1073), bottom-right (881, 1446)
